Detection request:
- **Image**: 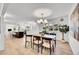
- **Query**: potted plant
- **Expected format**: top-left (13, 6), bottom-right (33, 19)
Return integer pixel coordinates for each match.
top-left (42, 26), bottom-right (48, 33)
top-left (59, 25), bottom-right (69, 42)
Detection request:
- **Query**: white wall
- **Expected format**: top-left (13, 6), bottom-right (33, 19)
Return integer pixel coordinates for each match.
top-left (0, 4), bottom-right (5, 50)
top-left (18, 21), bottom-right (40, 34)
top-left (5, 23), bottom-right (17, 35)
top-left (69, 34), bottom-right (79, 54)
top-left (5, 21), bottom-right (40, 35)
top-left (48, 15), bottom-right (69, 41)
top-left (68, 4), bottom-right (79, 55)
top-left (0, 15), bottom-right (5, 50)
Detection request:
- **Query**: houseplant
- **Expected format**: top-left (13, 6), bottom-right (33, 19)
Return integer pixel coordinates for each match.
top-left (59, 25), bottom-right (69, 41)
top-left (42, 26), bottom-right (48, 33)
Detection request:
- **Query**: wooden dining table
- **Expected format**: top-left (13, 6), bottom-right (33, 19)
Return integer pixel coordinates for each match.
top-left (25, 33), bottom-right (56, 54)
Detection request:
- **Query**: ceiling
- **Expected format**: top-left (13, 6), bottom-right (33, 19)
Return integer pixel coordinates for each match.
top-left (4, 3), bottom-right (74, 23)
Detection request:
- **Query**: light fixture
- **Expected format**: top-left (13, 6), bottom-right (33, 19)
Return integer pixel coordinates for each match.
top-left (37, 13), bottom-right (48, 24)
top-left (33, 8), bottom-right (52, 25)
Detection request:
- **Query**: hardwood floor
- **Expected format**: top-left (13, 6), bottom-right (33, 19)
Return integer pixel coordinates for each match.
top-left (0, 36), bottom-right (73, 55)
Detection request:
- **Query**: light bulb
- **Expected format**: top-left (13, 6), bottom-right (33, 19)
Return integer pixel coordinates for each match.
top-left (40, 19), bottom-right (43, 22)
top-left (44, 19), bottom-right (48, 23)
top-left (37, 20), bottom-right (41, 23)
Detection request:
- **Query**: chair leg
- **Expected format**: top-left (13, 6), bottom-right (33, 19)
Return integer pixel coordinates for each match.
top-left (25, 41), bottom-right (26, 48)
top-left (50, 48), bottom-right (51, 55)
top-left (33, 44), bottom-right (34, 49)
top-left (41, 45), bottom-right (43, 54)
top-left (54, 37), bottom-right (56, 47)
top-left (52, 45), bottom-right (54, 53)
top-left (25, 37), bottom-right (27, 48)
top-left (54, 40), bottom-right (56, 47)
top-left (31, 36), bottom-right (32, 48)
top-left (41, 39), bottom-right (43, 54)
top-left (33, 38), bottom-right (34, 49)
top-left (38, 45), bottom-right (39, 53)
top-left (37, 40), bottom-right (39, 53)
top-left (32, 41), bottom-right (35, 50)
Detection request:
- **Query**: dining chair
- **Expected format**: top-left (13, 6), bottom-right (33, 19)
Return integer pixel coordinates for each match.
top-left (41, 37), bottom-right (55, 55)
top-left (33, 35), bottom-right (42, 53)
top-left (25, 34), bottom-right (33, 48)
top-left (49, 33), bottom-right (56, 47)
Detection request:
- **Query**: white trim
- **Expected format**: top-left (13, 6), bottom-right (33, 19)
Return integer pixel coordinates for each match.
top-left (0, 3), bottom-right (4, 16)
top-left (69, 3), bottom-right (78, 17)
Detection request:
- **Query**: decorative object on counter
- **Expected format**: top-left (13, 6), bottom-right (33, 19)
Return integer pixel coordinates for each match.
top-left (53, 24), bottom-right (59, 31)
top-left (49, 26), bottom-right (53, 31)
top-left (49, 24), bottom-right (59, 31)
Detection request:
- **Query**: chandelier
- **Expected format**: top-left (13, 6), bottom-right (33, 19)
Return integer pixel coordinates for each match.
top-left (33, 8), bottom-right (52, 24)
top-left (37, 13), bottom-right (48, 24)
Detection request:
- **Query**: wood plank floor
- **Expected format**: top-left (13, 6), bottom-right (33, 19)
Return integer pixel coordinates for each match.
top-left (0, 36), bottom-right (73, 55)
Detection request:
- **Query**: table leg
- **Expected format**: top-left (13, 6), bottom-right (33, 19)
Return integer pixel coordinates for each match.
top-left (54, 39), bottom-right (56, 47)
top-left (41, 38), bottom-right (43, 54)
top-left (38, 40), bottom-right (39, 52)
top-left (49, 40), bottom-right (51, 55)
top-left (33, 37), bottom-right (34, 49)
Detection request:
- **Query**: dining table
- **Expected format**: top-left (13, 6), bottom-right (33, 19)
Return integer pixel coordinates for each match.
top-left (25, 33), bottom-right (56, 54)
